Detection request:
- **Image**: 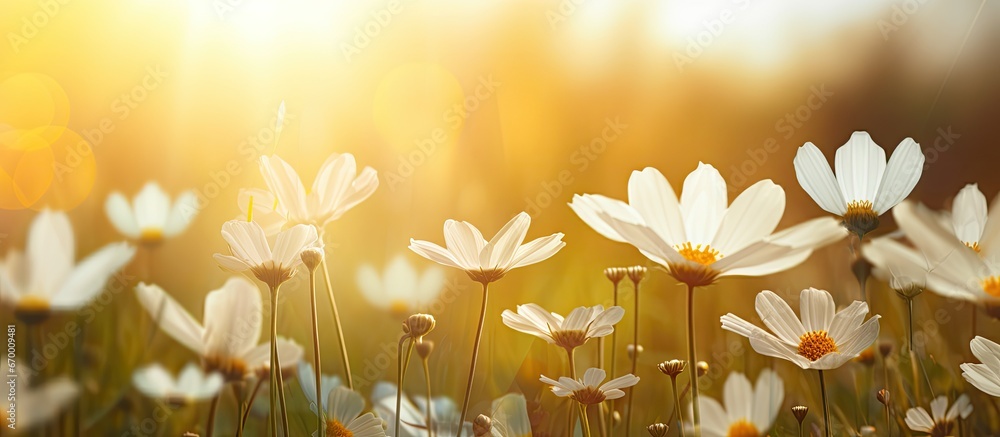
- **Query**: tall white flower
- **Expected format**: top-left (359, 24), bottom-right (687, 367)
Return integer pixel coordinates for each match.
top-left (793, 131), bottom-right (924, 237)
top-left (961, 336), bottom-right (1000, 397)
top-left (409, 211), bottom-right (565, 284)
top-left (689, 370), bottom-right (784, 437)
top-left (213, 220), bottom-right (319, 288)
top-left (135, 278), bottom-right (304, 381)
top-left (0, 364), bottom-right (78, 431)
top-left (323, 386), bottom-right (387, 437)
top-left (372, 382), bottom-right (470, 436)
top-left (570, 164), bottom-right (845, 287)
top-left (904, 395), bottom-right (973, 436)
top-left (105, 182), bottom-right (198, 245)
top-left (132, 363), bottom-right (223, 402)
top-left (239, 153), bottom-right (379, 234)
top-left (502, 304), bottom-right (624, 351)
top-left (0, 210), bottom-right (135, 323)
top-left (721, 288), bottom-right (880, 369)
top-left (356, 254), bottom-right (446, 316)
top-left (540, 368), bottom-right (639, 405)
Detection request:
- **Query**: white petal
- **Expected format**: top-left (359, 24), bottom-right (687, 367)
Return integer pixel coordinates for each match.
top-left (961, 363), bottom-right (1000, 396)
top-left (599, 374), bottom-right (639, 391)
top-left (679, 162), bottom-right (728, 245)
top-left (259, 155), bottom-right (309, 220)
top-left (327, 386), bottom-right (365, 423)
top-left (980, 191), bottom-right (1000, 259)
top-left (722, 372), bottom-right (753, 423)
top-left (272, 224), bottom-right (318, 267)
top-left (50, 242), bottom-right (136, 309)
top-left (747, 330), bottom-right (811, 369)
top-left (568, 194), bottom-right (636, 242)
top-left (27, 210), bottom-right (75, 297)
top-left (133, 182), bottom-right (171, 230)
top-left (754, 290), bottom-right (806, 345)
top-left (409, 239), bottom-right (462, 270)
top-left (952, 184), bottom-right (988, 245)
top-left (133, 364), bottom-right (174, 398)
top-left (414, 265), bottom-right (446, 307)
top-left (827, 300), bottom-right (869, 341)
top-left (444, 220), bottom-right (488, 269)
top-left (203, 277), bottom-right (262, 358)
top-left (627, 167), bottom-right (687, 246)
top-left (356, 263), bottom-right (388, 309)
top-left (765, 217), bottom-right (847, 250)
top-left (712, 180), bottom-right (785, 254)
top-left (751, 369), bottom-right (783, 431)
top-left (894, 202), bottom-right (986, 292)
top-left (331, 166), bottom-right (379, 221)
top-left (221, 220), bottom-right (272, 266)
top-left (105, 192), bottom-right (140, 238)
top-left (712, 241), bottom-right (797, 275)
top-left (582, 368), bottom-right (606, 387)
top-left (835, 131), bottom-right (886, 204)
top-left (946, 394), bottom-right (973, 420)
top-left (905, 407), bottom-right (934, 432)
top-left (691, 396), bottom-right (729, 436)
top-left (873, 138), bottom-right (924, 214)
top-left (510, 233), bottom-right (565, 269)
top-left (863, 236), bottom-right (928, 289)
top-left (929, 396), bottom-right (948, 421)
top-left (721, 249), bottom-right (812, 277)
top-left (799, 288), bottom-right (835, 332)
top-left (793, 142), bottom-right (846, 215)
top-left (487, 212), bottom-right (531, 270)
top-left (214, 254), bottom-right (251, 272)
top-left (134, 283), bottom-right (205, 355)
top-left (970, 336), bottom-right (1000, 375)
top-left (164, 191), bottom-right (198, 237)
top-left (313, 153), bottom-right (358, 215)
top-left (832, 316), bottom-right (880, 360)
top-left (17, 377), bottom-right (78, 431)
top-left (238, 188), bottom-right (286, 236)
top-left (595, 211), bottom-right (685, 266)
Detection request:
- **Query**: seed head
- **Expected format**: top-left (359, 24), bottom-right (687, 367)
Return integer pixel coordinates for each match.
top-left (646, 423), bottom-right (669, 437)
top-left (402, 314), bottom-right (436, 340)
top-left (626, 266), bottom-right (647, 283)
top-left (604, 267), bottom-right (628, 284)
top-left (300, 247), bottom-right (324, 272)
top-left (656, 360), bottom-right (686, 378)
top-left (473, 414), bottom-right (492, 436)
top-left (791, 405), bottom-right (808, 423)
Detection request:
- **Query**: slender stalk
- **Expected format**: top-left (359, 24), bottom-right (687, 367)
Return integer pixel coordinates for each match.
top-left (884, 397), bottom-right (892, 437)
top-left (906, 298), bottom-right (914, 353)
top-left (626, 280), bottom-right (640, 437)
top-left (206, 394), bottom-right (220, 437)
top-left (596, 338), bottom-right (607, 437)
top-left (578, 403), bottom-right (593, 437)
top-left (240, 378), bottom-right (265, 431)
top-left (395, 336), bottom-right (410, 437)
top-left (422, 356), bottom-right (435, 437)
top-left (567, 348), bottom-right (578, 435)
top-left (856, 235), bottom-right (868, 301)
top-left (276, 363), bottom-right (290, 436)
top-left (797, 420), bottom-right (803, 437)
top-left (456, 281), bottom-right (490, 437)
top-left (607, 281), bottom-right (620, 437)
top-left (267, 285), bottom-right (290, 437)
top-left (232, 384), bottom-right (245, 437)
top-left (308, 269), bottom-right (324, 436)
top-left (320, 257), bottom-right (354, 390)
top-left (670, 376), bottom-right (685, 437)
top-left (819, 369), bottom-right (832, 437)
top-left (685, 284), bottom-right (701, 437)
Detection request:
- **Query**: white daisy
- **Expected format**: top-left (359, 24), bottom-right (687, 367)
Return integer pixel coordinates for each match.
top-left (135, 277), bottom-right (304, 381)
top-left (409, 211), bottom-right (565, 284)
top-left (793, 131), bottom-right (924, 237)
top-left (356, 254), bottom-right (446, 316)
top-left (570, 164), bottom-right (845, 287)
top-left (539, 367), bottom-right (639, 405)
top-left (863, 235), bottom-right (929, 293)
top-left (688, 370), bottom-right (784, 437)
top-left (501, 303), bottom-right (625, 351)
top-left (961, 336), bottom-right (1000, 397)
top-left (488, 394), bottom-right (533, 437)
top-left (720, 288), bottom-right (880, 370)
top-left (105, 181), bottom-right (198, 245)
top-left (0, 210), bottom-right (135, 322)
top-left (132, 362), bottom-right (223, 402)
top-left (213, 220), bottom-right (319, 289)
top-left (297, 361), bottom-right (343, 415)
top-left (324, 386), bottom-right (387, 437)
top-left (372, 382), bottom-right (471, 436)
top-left (0, 364), bottom-right (78, 431)
top-left (904, 395), bottom-right (973, 437)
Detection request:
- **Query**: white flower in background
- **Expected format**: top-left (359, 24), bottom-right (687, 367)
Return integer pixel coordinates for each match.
top-left (904, 395), bottom-right (973, 436)
top-left (721, 288), bottom-right (880, 370)
top-left (356, 254), bottom-right (446, 316)
top-left (0, 363), bottom-right (78, 431)
top-left (105, 182), bottom-right (198, 245)
top-left (213, 220), bottom-right (319, 288)
top-left (540, 368), bottom-right (639, 405)
top-left (371, 382), bottom-right (472, 436)
top-left (961, 336), bottom-right (1000, 397)
top-left (322, 386), bottom-right (386, 437)
top-left (688, 370), bottom-right (784, 437)
top-left (863, 235), bottom-right (929, 293)
top-left (132, 363), bottom-right (223, 402)
top-left (409, 211), bottom-right (566, 284)
top-left (239, 153), bottom-right (379, 234)
top-left (135, 277), bottom-right (304, 381)
top-left (793, 131), bottom-right (924, 237)
top-left (0, 210), bottom-right (135, 322)
top-left (488, 393), bottom-right (533, 437)
top-left (297, 361), bottom-right (343, 415)
top-left (502, 303), bottom-right (625, 350)
top-left (949, 183), bottom-right (1000, 253)
top-left (571, 164), bottom-right (845, 287)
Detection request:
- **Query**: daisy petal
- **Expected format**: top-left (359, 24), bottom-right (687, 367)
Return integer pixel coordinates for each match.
top-left (106, 192), bottom-right (140, 238)
top-left (793, 143), bottom-right (846, 215)
top-left (873, 138), bottom-right (924, 215)
top-left (835, 131), bottom-right (886, 204)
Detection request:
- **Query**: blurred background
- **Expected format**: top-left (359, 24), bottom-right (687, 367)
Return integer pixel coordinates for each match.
top-left (2, 0), bottom-right (1000, 435)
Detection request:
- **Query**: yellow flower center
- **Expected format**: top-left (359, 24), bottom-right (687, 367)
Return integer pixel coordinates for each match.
top-left (551, 329), bottom-right (588, 350)
top-left (467, 268), bottom-right (505, 284)
top-left (675, 242), bottom-right (722, 265)
top-left (326, 419), bottom-right (354, 437)
top-left (797, 330), bottom-right (838, 361)
top-left (668, 243), bottom-right (722, 287)
top-left (726, 419), bottom-right (760, 437)
top-left (389, 300), bottom-right (410, 317)
top-left (966, 241), bottom-right (982, 253)
top-left (982, 276), bottom-right (1000, 298)
top-left (571, 386), bottom-right (607, 405)
top-left (203, 356), bottom-right (249, 382)
top-left (14, 295), bottom-right (51, 325)
top-left (140, 228), bottom-right (164, 246)
top-left (843, 200), bottom-right (880, 237)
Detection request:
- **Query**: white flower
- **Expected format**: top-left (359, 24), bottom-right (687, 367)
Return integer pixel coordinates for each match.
top-left (950, 183), bottom-right (1000, 253)
top-left (105, 181), bottom-right (198, 245)
top-left (297, 361), bottom-right (343, 415)
top-left (132, 363), bottom-right (223, 402)
top-left (904, 395), bottom-right (973, 436)
top-left (371, 382), bottom-right (467, 436)
top-left (961, 336), bottom-right (1000, 397)
top-left (501, 303), bottom-right (625, 350)
top-left (409, 211), bottom-right (565, 284)
top-left (721, 288), bottom-right (880, 370)
top-left (135, 277), bottom-right (304, 381)
top-left (570, 164), bottom-right (845, 287)
top-left (213, 220), bottom-right (319, 288)
top-left (0, 210), bottom-right (135, 318)
top-left (356, 254), bottom-right (446, 316)
top-left (239, 153), bottom-right (379, 234)
top-left (863, 235), bottom-right (929, 292)
top-left (0, 364), bottom-right (78, 431)
top-left (688, 370), bottom-right (784, 437)
top-left (323, 386), bottom-right (387, 437)
top-left (488, 394), bottom-right (532, 437)
top-left (539, 367), bottom-right (639, 405)
top-left (793, 131), bottom-right (924, 236)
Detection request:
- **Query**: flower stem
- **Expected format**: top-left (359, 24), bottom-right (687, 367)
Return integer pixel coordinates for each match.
top-left (819, 369), bottom-right (831, 437)
top-left (607, 281), bottom-right (619, 437)
top-left (276, 361), bottom-right (290, 436)
top-left (626, 279), bottom-right (640, 437)
top-left (308, 269), bottom-right (324, 436)
top-left (422, 355), bottom-right (434, 437)
top-left (578, 403), bottom-right (593, 437)
top-left (596, 338), bottom-right (607, 437)
top-left (232, 384), bottom-right (245, 437)
top-left (457, 281), bottom-right (490, 437)
top-left (884, 395), bottom-right (891, 437)
top-left (855, 235), bottom-right (868, 301)
top-left (670, 376), bottom-right (685, 437)
top-left (320, 257), bottom-right (354, 390)
top-left (906, 297), bottom-right (914, 353)
top-left (685, 284), bottom-right (701, 437)
top-left (567, 348), bottom-right (577, 435)
top-left (267, 285), bottom-right (289, 437)
top-left (206, 394), bottom-right (220, 437)
top-left (241, 378), bottom-right (265, 432)
top-left (395, 336), bottom-right (411, 437)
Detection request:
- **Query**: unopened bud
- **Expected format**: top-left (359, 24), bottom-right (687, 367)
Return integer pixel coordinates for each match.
top-left (626, 266), bottom-right (647, 283)
top-left (473, 414), bottom-right (492, 436)
top-left (878, 342), bottom-right (893, 358)
top-left (402, 314), bottom-right (436, 339)
top-left (612, 411), bottom-right (621, 427)
top-left (696, 361), bottom-right (708, 377)
top-left (646, 423), bottom-right (669, 437)
top-left (656, 360), bottom-right (686, 378)
top-left (627, 344), bottom-right (643, 360)
top-left (416, 341), bottom-right (434, 359)
top-left (877, 388), bottom-right (890, 406)
top-left (791, 405), bottom-right (808, 423)
top-left (604, 267), bottom-right (627, 284)
top-left (300, 247), bottom-right (324, 271)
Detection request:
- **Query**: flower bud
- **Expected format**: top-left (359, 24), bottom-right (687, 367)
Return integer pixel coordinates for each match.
top-left (402, 314), bottom-right (436, 339)
top-left (473, 414), bottom-right (492, 436)
top-left (627, 344), bottom-right (643, 360)
top-left (300, 247), bottom-right (324, 272)
top-left (626, 266), bottom-right (647, 283)
top-left (696, 361), bottom-right (708, 377)
top-left (791, 405), bottom-right (808, 423)
top-left (656, 360), bottom-right (686, 378)
top-left (604, 267), bottom-right (627, 284)
top-left (876, 388), bottom-right (890, 406)
top-left (646, 423), bottom-right (669, 437)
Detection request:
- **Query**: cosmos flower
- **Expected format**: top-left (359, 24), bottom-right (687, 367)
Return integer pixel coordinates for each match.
top-left (949, 183), bottom-right (1000, 253)
top-left (688, 370), bottom-right (784, 437)
top-left (132, 363), bottom-right (223, 402)
top-left (297, 361), bottom-right (343, 415)
top-left (0, 363), bottom-right (78, 431)
top-left (863, 235), bottom-right (929, 293)
top-left (961, 336), bottom-right (1000, 397)
top-left (135, 277), bottom-right (304, 381)
top-left (371, 382), bottom-right (471, 436)
top-left (322, 386), bottom-right (386, 437)
top-left (487, 394), bottom-right (533, 437)
top-left (105, 181), bottom-right (198, 246)
top-left (721, 288), bottom-right (880, 370)
top-left (539, 368), bottom-right (639, 405)
top-left (356, 254), bottom-right (446, 316)
top-left (0, 210), bottom-right (135, 322)
top-left (570, 164), bottom-right (845, 287)
top-left (213, 220), bottom-right (319, 289)
top-left (904, 395), bottom-right (973, 437)
top-left (501, 303), bottom-right (625, 351)
top-left (793, 131), bottom-right (924, 237)
top-left (409, 211), bottom-right (565, 284)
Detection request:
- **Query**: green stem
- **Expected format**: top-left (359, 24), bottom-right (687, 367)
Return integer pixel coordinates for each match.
top-left (907, 298), bottom-right (914, 353)
top-left (240, 378), bottom-right (264, 432)
top-left (568, 348), bottom-right (577, 435)
top-left (456, 281), bottom-right (490, 437)
top-left (206, 394), bottom-right (220, 437)
top-left (320, 257), bottom-right (354, 390)
top-left (819, 369), bottom-right (831, 437)
top-left (626, 279), bottom-right (639, 437)
top-left (596, 338), bottom-right (607, 437)
top-left (276, 360), bottom-right (289, 436)
top-left (686, 284), bottom-right (701, 437)
top-left (578, 403), bottom-right (593, 437)
top-left (308, 269), bottom-right (324, 436)
top-left (607, 281), bottom-right (619, 437)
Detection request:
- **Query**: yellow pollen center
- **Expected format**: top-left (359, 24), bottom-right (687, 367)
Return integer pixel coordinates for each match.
top-left (929, 420), bottom-right (955, 437)
top-left (389, 300), bottom-right (410, 317)
top-left (140, 228), bottom-right (164, 245)
top-left (797, 330), bottom-right (838, 361)
top-left (571, 387), bottom-right (607, 405)
top-left (203, 356), bottom-right (249, 382)
top-left (843, 200), bottom-right (880, 237)
top-left (14, 295), bottom-right (51, 325)
top-left (982, 276), bottom-right (1000, 298)
top-left (326, 419), bottom-right (354, 437)
top-left (726, 419), bottom-right (760, 437)
top-left (966, 241), bottom-right (982, 253)
top-left (674, 242), bottom-right (722, 265)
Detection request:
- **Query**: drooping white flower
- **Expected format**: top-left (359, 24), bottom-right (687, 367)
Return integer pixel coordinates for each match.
top-left (0, 210), bottom-right (135, 321)
top-left (721, 288), bottom-right (880, 370)
top-left (501, 303), bottom-right (624, 350)
top-left (539, 368), bottom-right (639, 405)
top-left (961, 336), bottom-right (1000, 397)
top-left (356, 254), bottom-right (446, 316)
top-left (132, 363), bottom-right (223, 402)
top-left (297, 361), bottom-right (343, 415)
top-left (105, 181), bottom-right (198, 245)
top-left (0, 363), bottom-right (78, 431)
top-left (409, 211), bottom-right (565, 284)
top-left (688, 370), bottom-right (784, 437)
top-left (793, 131), bottom-right (924, 237)
top-left (904, 395), bottom-right (973, 436)
top-left (323, 386), bottom-right (387, 437)
top-left (213, 220), bottom-right (319, 288)
top-left (135, 277), bottom-right (304, 381)
top-left (371, 382), bottom-right (468, 436)
top-left (570, 164), bottom-right (845, 287)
